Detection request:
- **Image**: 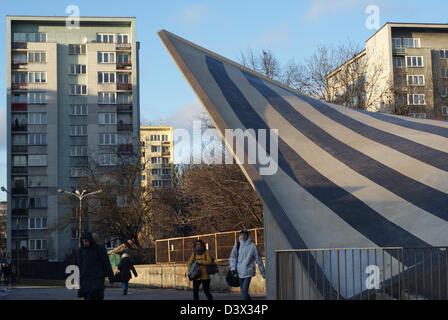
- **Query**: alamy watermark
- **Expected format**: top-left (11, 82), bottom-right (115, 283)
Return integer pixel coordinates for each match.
top-left (365, 5), bottom-right (380, 30)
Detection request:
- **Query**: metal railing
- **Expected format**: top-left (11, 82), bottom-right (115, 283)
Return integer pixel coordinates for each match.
top-left (155, 228), bottom-right (264, 264)
top-left (276, 247), bottom-right (448, 300)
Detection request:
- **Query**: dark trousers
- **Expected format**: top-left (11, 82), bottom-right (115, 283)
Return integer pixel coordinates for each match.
top-left (239, 277), bottom-right (252, 300)
top-left (84, 289), bottom-right (105, 300)
top-left (3, 274), bottom-right (9, 286)
top-left (193, 279), bottom-right (213, 300)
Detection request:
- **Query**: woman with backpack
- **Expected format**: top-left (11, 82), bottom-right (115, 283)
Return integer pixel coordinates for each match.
top-left (187, 239), bottom-right (213, 300)
top-left (117, 253), bottom-right (138, 296)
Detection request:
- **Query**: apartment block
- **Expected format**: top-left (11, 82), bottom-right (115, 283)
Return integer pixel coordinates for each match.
top-left (6, 16), bottom-right (140, 262)
top-left (140, 127), bottom-right (174, 188)
top-left (326, 22), bottom-right (448, 119)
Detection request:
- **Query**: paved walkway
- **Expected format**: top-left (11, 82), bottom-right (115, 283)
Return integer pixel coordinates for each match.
top-left (0, 285), bottom-right (265, 300)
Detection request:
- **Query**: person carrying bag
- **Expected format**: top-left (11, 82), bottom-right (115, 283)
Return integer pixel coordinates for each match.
top-left (186, 239), bottom-right (213, 300)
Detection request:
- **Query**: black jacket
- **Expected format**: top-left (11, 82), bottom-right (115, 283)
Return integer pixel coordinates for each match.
top-left (117, 257), bottom-right (138, 283)
top-left (78, 231), bottom-right (114, 292)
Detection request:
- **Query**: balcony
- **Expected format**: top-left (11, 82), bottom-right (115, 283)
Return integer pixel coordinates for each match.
top-left (12, 102), bottom-right (28, 111)
top-left (117, 123), bottom-right (133, 131)
top-left (117, 104), bottom-right (133, 113)
top-left (161, 163), bottom-right (171, 168)
top-left (118, 144), bottom-right (133, 154)
top-left (12, 145), bottom-right (28, 153)
top-left (11, 187), bottom-right (27, 194)
top-left (162, 174), bottom-right (172, 180)
top-left (12, 83), bottom-right (27, 90)
top-left (12, 42), bottom-right (27, 49)
top-left (116, 44), bottom-right (131, 51)
top-left (393, 47), bottom-right (406, 55)
top-left (117, 83), bottom-right (132, 90)
top-left (12, 124), bottom-right (27, 132)
top-left (12, 208), bottom-right (28, 216)
top-left (117, 62), bottom-right (132, 70)
top-left (11, 167), bottom-right (28, 175)
top-left (12, 61), bottom-right (27, 70)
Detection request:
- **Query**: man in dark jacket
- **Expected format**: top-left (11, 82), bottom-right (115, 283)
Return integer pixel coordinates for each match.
top-left (78, 231), bottom-right (114, 300)
top-left (117, 253), bottom-right (138, 295)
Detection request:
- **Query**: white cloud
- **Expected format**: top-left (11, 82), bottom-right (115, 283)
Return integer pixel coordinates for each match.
top-left (178, 3), bottom-right (210, 27)
top-left (162, 99), bottom-right (207, 130)
top-left (304, 0), bottom-right (372, 22)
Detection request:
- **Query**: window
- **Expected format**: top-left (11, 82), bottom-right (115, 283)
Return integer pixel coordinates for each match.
top-left (98, 154), bottom-right (117, 166)
top-left (152, 180), bottom-right (162, 187)
top-left (162, 157), bottom-right (169, 164)
top-left (98, 113), bottom-right (117, 124)
top-left (402, 38), bottom-right (420, 48)
top-left (69, 44), bottom-right (86, 55)
top-left (406, 56), bottom-right (423, 67)
top-left (441, 88), bottom-right (448, 98)
top-left (441, 68), bottom-right (448, 79)
top-left (409, 113), bottom-right (426, 119)
top-left (97, 52), bottom-right (115, 63)
top-left (117, 54), bottom-right (129, 63)
top-left (99, 133), bottom-right (117, 145)
top-left (151, 146), bottom-right (160, 152)
top-left (443, 106), bottom-right (448, 115)
top-left (12, 73), bottom-right (26, 83)
top-left (152, 169), bottom-right (160, 175)
top-left (13, 93), bottom-right (27, 103)
top-left (13, 197), bottom-right (27, 209)
top-left (70, 84), bottom-right (87, 95)
top-left (28, 176), bottom-right (47, 188)
top-left (29, 197), bottom-right (47, 209)
top-left (28, 52), bottom-right (46, 63)
top-left (162, 135), bottom-right (169, 141)
top-left (162, 168), bottom-right (170, 175)
top-left (28, 133), bottom-right (47, 145)
top-left (392, 38), bottom-right (402, 49)
top-left (151, 157), bottom-right (161, 164)
top-left (70, 145), bottom-right (88, 156)
top-left (98, 92), bottom-right (116, 104)
top-left (70, 167), bottom-right (88, 177)
top-left (117, 94), bottom-right (131, 104)
top-left (13, 155), bottom-right (26, 166)
top-left (12, 218), bottom-right (28, 230)
top-left (117, 34), bottom-right (129, 44)
top-left (98, 72), bottom-right (115, 83)
top-left (96, 33), bottom-right (114, 43)
top-left (407, 94), bottom-right (426, 105)
top-left (14, 33), bottom-right (46, 42)
top-left (69, 64), bottom-right (87, 75)
top-left (70, 104), bottom-right (88, 115)
top-left (27, 92), bottom-right (47, 104)
top-left (12, 134), bottom-right (27, 145)
top-left (29, 217), bottom-right (47, 230)
top-left (28, 113), bottom-right (47, 124)
top-left (441, 50), bottom-right (448, 59)
top-left (12, 53), bottom-right (26, 64)
top-left (70, 125), bottom-right (87, 136)
top-left (28, 72), bottom-right (47, 83)
top-left (29, 239), bottom-right (48, 251)
top-left (150, 135), bottom-right (161, 141)
top-left (407, 75), bottom-right (425, 86)
top-left (117, 73), bottom-right (129, 83)
top-left (28, 155), bottom-right (47, 166)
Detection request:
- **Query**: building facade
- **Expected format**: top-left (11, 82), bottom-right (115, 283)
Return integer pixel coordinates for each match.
top-left (140, 126), bottom-right (174, 188)
top-left (326, 22), bottom-right (448, 119)
top-left (6, 16), bottom-right (140, 262)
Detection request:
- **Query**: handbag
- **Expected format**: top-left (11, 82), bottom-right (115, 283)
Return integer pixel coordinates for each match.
top-left (206, 255), bottom-right (219, 275)
top-left (226, 241), bottom-right (240, 287)
top-left (188, 261), bottom-right (201, 280)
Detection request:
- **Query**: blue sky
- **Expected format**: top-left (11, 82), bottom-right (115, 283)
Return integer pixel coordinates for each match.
top-left (1, 0), bottom-right (448, 200)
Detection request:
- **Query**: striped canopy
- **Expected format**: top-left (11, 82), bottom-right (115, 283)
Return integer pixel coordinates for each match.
top-left (158, 30), bottom-right (448, 298)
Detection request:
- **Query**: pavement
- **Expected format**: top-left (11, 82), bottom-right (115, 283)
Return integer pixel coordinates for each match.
top-left (0, 285), bottom-right (266, 300)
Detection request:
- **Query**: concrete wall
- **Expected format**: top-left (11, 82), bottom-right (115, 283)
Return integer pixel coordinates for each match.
top-left (107, 261), bottom-right (266, 295)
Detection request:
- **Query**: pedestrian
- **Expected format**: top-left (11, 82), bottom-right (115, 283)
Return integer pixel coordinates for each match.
top-left (78, 231), bottom-right (115, 300)
top-left (117, 253), bottom-right (138, 295)
top-left (10, 264), bottom-right (17, 286)
top-left (187, 239), bottom-right (213, 300)
top-left (1, 263), bottom-right (11, 287)
top-left (229, 229), bottom-right (266, 300)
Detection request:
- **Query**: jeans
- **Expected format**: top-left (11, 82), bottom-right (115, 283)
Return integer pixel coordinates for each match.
top-left (193, 279), bottom-right (213, 300)
top-left (239, 277), bottom-right (252, 300)
top-left (121, 282), bottom-right (129, 294)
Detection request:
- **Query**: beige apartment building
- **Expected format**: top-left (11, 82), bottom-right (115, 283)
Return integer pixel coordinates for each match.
top-left (140, 127), bottom-right (174, 188)
top-left (326, 22), bottom-right (448, 119)
top-left (6, 16), bottom-right (140, 262)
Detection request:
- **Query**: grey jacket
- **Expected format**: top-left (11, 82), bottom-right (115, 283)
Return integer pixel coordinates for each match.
top-left (229, 235), bottom-right (266, 279)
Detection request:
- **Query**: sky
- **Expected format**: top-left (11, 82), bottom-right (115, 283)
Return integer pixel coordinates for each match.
top-left (1, 0), bottom-right (448, 200)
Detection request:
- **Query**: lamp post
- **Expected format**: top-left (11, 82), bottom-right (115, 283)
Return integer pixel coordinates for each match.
top-left (57, 189), bottom-right (102, 247)
top-left (1, 186), bottom-right (20, 284)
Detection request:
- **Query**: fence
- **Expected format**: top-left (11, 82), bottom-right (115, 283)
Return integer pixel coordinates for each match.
top-left (276, 247), bottom-right (448, 300)
top-left (155, 228), bottom-right (264, 264)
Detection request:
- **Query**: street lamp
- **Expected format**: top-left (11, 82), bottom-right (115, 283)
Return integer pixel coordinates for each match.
top-left (57, 189), bottom-right (102, 247)
top-left (1, 186), bottom-right (20, 284)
